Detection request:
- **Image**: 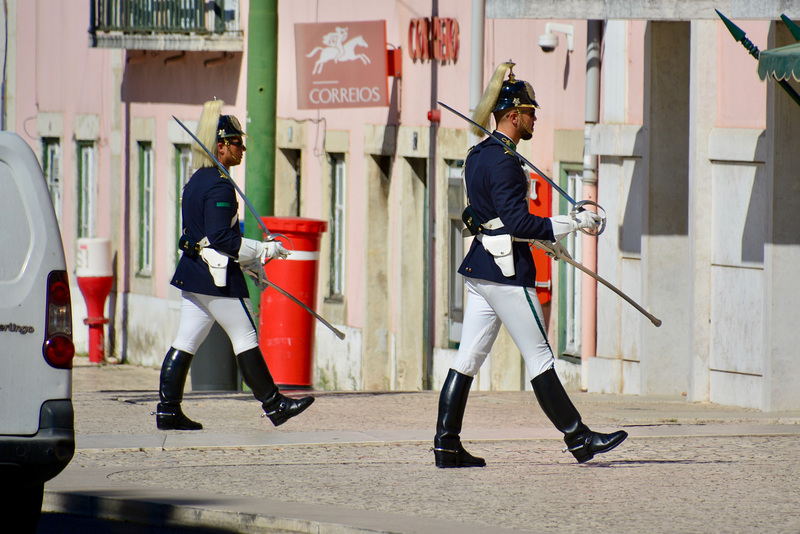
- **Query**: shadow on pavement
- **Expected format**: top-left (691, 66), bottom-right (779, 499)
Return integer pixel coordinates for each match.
top-left (38, 512), bottom-right (238, 533)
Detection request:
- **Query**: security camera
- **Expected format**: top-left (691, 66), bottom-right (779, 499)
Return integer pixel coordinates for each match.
top-left (538, 32), bottom-right (559, 53)
top-left (538, 23), bottom-right (574, 53)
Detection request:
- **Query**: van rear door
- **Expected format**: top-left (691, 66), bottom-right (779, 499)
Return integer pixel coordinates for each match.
top-left (0, 131), bottom-right (72, 435)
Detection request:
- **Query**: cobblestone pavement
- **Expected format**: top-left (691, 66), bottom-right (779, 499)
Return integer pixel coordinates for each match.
top-left (42, 358), bottom-right (800, 533)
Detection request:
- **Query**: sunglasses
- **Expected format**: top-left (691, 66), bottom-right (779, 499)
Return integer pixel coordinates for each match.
top-left (226, 138), bottom-right (246, 149)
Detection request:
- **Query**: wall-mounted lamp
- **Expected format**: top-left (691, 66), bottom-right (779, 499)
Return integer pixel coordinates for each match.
top-left (538, 22), bottom-right (574, 53)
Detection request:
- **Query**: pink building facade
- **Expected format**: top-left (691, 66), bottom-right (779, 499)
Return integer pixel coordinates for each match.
top-left (6, 0), bottom-right (800, 410)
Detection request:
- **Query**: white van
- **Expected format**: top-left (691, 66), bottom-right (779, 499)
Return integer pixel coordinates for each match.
top-left (0, 132), bottom-right (75, 528)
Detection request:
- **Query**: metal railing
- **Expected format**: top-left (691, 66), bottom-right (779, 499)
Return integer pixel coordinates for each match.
top-left (90, 0), bottom-right (239, 35)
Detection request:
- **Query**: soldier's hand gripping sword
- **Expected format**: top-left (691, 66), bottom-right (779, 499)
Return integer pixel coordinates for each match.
top-left (173, 116), bottom-right (346, 340)
top-left (438, 101), bottom-right (606, 237)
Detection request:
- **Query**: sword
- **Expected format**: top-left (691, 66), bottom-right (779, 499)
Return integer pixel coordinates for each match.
top-left (437, 101), bottom-right (606, 236)
top-left (531, 240), bottom-right (662, 327)
top-left (243, 268), bottom-right (346, 340)
top-left (173, 116), bottom-right (346, 340)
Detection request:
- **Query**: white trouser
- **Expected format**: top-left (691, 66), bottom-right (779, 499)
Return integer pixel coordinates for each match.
top-left (171, 291), bottom-right (259, 355)
top-left (452, 278), bottom-right (554, 379)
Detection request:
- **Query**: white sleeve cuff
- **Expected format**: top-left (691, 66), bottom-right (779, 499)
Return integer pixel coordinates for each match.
top-left (549, 215), bottom-right (577, 241)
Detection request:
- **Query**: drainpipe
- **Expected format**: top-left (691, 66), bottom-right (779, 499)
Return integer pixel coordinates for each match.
top-left (580, 20), bottom-right (602, 391)
top-left (245, 1), bottom-right (278, 311)
top-left (425, 0), bottom-right (440, 389)
top-left (469, 0), bottom-right (485, 147)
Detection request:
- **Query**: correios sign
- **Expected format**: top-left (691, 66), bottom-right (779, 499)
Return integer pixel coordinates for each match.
top-left (408, 17), bottom-right (459, 62)
top-left (294, 21), bottom-right (388, 109)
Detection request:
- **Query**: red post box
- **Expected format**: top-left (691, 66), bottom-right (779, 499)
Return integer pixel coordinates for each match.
top-left (258, 217), bottom-right (327, 388)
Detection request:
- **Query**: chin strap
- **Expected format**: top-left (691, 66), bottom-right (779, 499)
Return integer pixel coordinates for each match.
top-left (517, 109), bottom-right (533, 136)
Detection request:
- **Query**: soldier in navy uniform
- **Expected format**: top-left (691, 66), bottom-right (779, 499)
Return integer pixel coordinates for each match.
top-left (155, 100), bottom-right (314, 430)
top-left (433, 63), bottom-right (627, 467)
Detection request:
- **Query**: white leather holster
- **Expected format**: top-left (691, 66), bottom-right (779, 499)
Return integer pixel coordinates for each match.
top-left (198, 238), bottom-right (229, 287)
top-left (478, 233), bottom-right (515, 277)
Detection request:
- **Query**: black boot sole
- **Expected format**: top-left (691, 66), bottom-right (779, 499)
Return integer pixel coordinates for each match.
top-left (157, 422), bottom-right (203, 430)
top-left (433, 446), bottom-right (486, 468)
top-left (268, 397), bottom-right (314, 427)
top-left (434, 455), bottom-right (486, 468)
top-left (156, 413), bottom-right (203, 431)
top-left (572, 431), bottom-right (628, 463)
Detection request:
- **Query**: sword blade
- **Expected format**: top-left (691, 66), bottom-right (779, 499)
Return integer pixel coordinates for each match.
top-left (172, 115), bottom-right (273, 239)
top-left (437, 101), bottom-right (577, 206)
top-left (532, 240), bottom-right (662, 327)
top-left (245, 270), bottom-right (346, 340)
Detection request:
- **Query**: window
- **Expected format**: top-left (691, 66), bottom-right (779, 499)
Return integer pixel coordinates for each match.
top-left (279, 148), bottom-right (302, 217)
top-left (560, 169), bottom-right (583, 358)
top-left (42, 138), bottom-right (62, 224)
top-left (447, 160), bottom-right (466, 345)
top-left (328, 153), bottom-right (346, 299)
top-left (138, 142), bottom-right (155, 275)
top-left (174, 144), bottom-right (192, 263)
top-left (77, 141), bottom-right (96, 238)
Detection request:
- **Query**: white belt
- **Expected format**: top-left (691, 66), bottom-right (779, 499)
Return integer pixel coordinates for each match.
top-left (483, 217), bottom-right (504, 230)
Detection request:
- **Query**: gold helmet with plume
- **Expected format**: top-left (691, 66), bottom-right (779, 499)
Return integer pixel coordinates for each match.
top-left (471, 61), bottom-right (539, 137)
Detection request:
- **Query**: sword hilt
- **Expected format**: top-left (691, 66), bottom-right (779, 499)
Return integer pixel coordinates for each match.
top-left (571, 200), bottom-right (606, 237)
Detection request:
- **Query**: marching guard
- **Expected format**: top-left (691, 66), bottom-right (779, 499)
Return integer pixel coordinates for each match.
top-left (433, 62), bottom-right (628, 467)
top-left (155, 100), bottom-right (314, 430)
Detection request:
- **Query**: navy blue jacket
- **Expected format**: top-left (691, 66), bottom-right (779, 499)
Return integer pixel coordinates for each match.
top-left (458, 132), bottom-right (555, 287)
top-left (171, 166), bottom-right (249, 298)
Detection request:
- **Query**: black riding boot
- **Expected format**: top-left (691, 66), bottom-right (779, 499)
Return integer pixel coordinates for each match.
top-left (236, 347), bottom-right (314, 426)
top-left (532, 367), bottom-right (627, 463)
top-left (433, 369), bottom-right (486, 468)
top-left (156, 347), bottom-right (203, 430)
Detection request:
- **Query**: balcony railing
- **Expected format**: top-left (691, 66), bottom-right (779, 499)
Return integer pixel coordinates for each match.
top-left (89, 0), bottom-right (243, 52)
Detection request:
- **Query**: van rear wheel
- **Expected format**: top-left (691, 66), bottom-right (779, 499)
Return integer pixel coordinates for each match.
top-left (1, 481), bottom-right (44, 531)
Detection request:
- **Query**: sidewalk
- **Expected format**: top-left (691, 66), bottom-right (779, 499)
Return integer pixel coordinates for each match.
top-left (42, 358), bottom-right (800, 533)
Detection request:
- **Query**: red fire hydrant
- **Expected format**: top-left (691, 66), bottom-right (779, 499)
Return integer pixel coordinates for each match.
top-left (76, 238), bottom-right (114, 364)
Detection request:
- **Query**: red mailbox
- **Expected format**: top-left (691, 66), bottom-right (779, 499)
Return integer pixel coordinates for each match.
top-left (258, 217), bottom-right (327, 388)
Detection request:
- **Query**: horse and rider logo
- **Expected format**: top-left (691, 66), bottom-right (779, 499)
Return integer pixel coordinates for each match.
top-left (294, 20), bottom-right (387, 109)
top-left (306, 26), bottom-right (371, 75)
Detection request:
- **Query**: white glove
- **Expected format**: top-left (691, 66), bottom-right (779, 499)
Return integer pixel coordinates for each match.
top-left (238, 238), bottom-right (267, 266)
top-left (238, 238), bottom-right (291, 265)
top-left (573, 210), bottom-right (603, 231)
top-left (263, 239), bottom-right (290, 260)
top-left (549, 215), bottom-right (577, 241)
top-left (549, 211), bottom-right (602, 241)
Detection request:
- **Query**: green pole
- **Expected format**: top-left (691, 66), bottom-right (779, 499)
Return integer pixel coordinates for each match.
top-left (245, 0), bottom-right (278, 310)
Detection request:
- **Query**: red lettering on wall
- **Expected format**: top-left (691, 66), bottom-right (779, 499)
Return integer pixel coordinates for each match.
top-left (407, 17), bottom-right (460, 63)
top-left (408, 20), bottom-right (419, 61)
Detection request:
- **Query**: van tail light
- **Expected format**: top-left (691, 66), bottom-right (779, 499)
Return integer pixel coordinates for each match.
top-left (43, 270), bottom-right (75, 369)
